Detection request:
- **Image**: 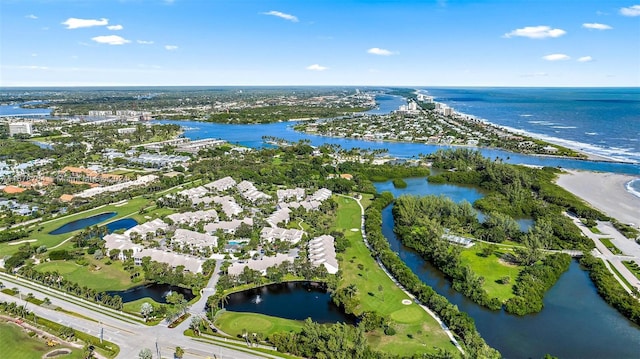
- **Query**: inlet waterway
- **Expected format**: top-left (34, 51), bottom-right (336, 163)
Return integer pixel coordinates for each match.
top-left (375, 178), bottom-right (640, 359)
top-left (157, 94), bottom-right (640, 175)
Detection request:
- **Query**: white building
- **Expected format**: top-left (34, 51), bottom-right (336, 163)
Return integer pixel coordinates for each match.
top-left (172, 228), bottom-right (218, 249)
top-left (205, 176), bottom-right (237, 192)
top-left (260, 227), bottom-right (304, 244)
top-left (308, 235), bottom-right (339, 274)
top-left (9, 122), bottom-right (33, 136)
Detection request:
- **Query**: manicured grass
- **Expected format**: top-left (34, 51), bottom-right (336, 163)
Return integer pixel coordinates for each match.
top-left (589, 227), bottom-right (602, 234)
top-left (460, 247), bottom-right (521, 303)
top-left (0, 321), bottom-right (83, 359)
top-left (608, 260), bottom-right (635, 290)
top-left (35, 256), bottom-right (138, 291)
top-left (599, 238), bottom-right (623, 255)
top-left (215, 311), bottom-right (304, 338)
top-left (0, 197), bottom-right (153, 257)
top-left (333, 195), bottom-right (457, 356)
top-left (622, 261), bottom-right (640, 280)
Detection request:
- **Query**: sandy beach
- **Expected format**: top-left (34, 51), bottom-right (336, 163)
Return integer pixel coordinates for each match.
top-left (556, 170), bottom-right (640, 227)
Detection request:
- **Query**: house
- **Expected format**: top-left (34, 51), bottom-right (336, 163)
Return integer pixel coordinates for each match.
top-left (172, 228), bottom-right (218, 249)
top-left (266, 208), bottom-right (291, 227)
top-left (308, 235), bottom-right (339, 274)
top-left (125, 218), bottom-right (168, 237)
top-left (260, 227), bottom-right (304, 244)
top-left (3, 186), bottom-right (25, 194)
top-left (276, 188), bottom-right (305, 202)
top-left (204, 218), bottom-right (253, 234)
top-left (227, 252), bottom-right (296, 276)
top-left (205, 176), bottom-right (237, 192)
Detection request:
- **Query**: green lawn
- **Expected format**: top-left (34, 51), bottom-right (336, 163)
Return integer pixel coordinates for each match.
top-left (0, 321), bottom-right (83, 359)
top-left (333, 195), bottom-right (458, 357)
top-left (599, 238), bottom-right (623, 255)
top-left (0, 197), bottom-right (153, 257)
top-left (622, 261), bottom-right (640, 280)
top-left (35, 256), bottom-right (137, 291)
top-left (215, 311), bottom-right (304, 338)
top-left (460, 247), bottom-right (521, 302)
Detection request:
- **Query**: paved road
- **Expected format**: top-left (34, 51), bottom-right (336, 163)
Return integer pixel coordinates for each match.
top-left (566, 214), bottom-right (640, 294)
top-left (0, 271), bottom-right (272, 359)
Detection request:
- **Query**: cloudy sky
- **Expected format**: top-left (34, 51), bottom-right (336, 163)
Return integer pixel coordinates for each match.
top-left (1, 0), bottom-right (639, 86)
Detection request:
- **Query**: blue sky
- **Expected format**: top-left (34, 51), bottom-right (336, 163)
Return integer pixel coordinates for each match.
top-left (1, 0), bottom-right (639, 87)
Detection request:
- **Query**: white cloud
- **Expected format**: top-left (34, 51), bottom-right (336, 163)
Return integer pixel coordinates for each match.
top-left (25, 14), bottom-right (38, 19)
top-left (137, 40), bottom-right (154, 45)
top-left (306, 64), bottom-right (328, 71)
top-left (107, 25), bottom-right (123, 31)
top-left (620, 5), bottom-right (640, 16)
top-left (164, 45), bottom-right (178, 51)
top-left (62, 17), bottom-right (109, 29)
top-left (504, 26), bottom-right (566, 39)
top-left (262, 10), bottom-right (299, 22)
top-left (578, 56), bottom-right (593, 62)
top-left (91, 35), bottom-right (130, 45)
top-left (367, 47), bottom-right (396, 56)
top-left (542, 53), bottom-right (570, 61)
top-left (19, 65), bottom-right (48, 70)
top-left (521, 72), bottom-right (549, 78)
top-left (582, 23), bottom-right (612, 30)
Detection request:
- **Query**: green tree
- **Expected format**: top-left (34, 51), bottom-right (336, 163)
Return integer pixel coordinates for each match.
top-left (140, 302), bottom-right (153, 322)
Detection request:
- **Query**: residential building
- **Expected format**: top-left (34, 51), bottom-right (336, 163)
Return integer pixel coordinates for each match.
top-left (9, 122), bottom-right (33, 136)
top-left (308, 235), bottom-right (339, 274)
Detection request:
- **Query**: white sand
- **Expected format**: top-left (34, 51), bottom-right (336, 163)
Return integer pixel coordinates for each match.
top-left (556, 170), bottom-right (640, 227)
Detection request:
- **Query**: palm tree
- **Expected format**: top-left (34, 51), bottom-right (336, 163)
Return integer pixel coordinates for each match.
top-left (344, 284), bottom-right (358, 299)
top-left (189, 316), bottom-right (202, 336)
top-left (174, 346), bottom-right (184, 359)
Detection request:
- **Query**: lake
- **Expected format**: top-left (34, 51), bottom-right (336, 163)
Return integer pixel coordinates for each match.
top-left (48, 212), bottom-right (117, 235)
top-left (107, 283), bottom-right (195, 303)
top-left (224, 281), bottom-right (355, 324)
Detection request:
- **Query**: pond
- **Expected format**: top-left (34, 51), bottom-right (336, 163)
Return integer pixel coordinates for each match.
top-left (375, 178), bottom-right (640, 358)
top-left (224, 281), bottom-right (355, 324)
top-left (105, 218), bottom-right (138, 233)
top-left (107, 283), bottom-right (195, 303)
top-left (48, 212), bottom-right (117, 235)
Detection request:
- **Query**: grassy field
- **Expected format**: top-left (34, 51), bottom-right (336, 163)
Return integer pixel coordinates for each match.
top-left (0, 197), bottom-right (153, 257)
top-left (34, 255), bottom-right (137, 291)
top-left (0, 321), bottom-right (83, 359)
top-left (215, 311), bottom-right (304, 338)
top-left (333, 195), bottom-right (457, 357)
top-left (460, 246), bottom-right (521, 302)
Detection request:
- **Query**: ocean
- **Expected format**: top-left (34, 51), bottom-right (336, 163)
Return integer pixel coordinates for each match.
top-left (421, 87), bottom-right (640, 164)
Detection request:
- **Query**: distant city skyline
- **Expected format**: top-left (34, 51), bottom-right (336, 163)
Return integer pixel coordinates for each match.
top-left (1, 0), bottom-right (639, 87)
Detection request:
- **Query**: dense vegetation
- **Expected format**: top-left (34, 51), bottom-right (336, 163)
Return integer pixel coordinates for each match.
top-left (580, 254), bottom-right (640, 325)
top-left (206, 105), bottom-right (368, 124)
top-left (393, 195), bottom-right (571, 314)
top-left (426, 148), bottom-right (595, 250)
top-left (365, 193), bottom-right (501, 358)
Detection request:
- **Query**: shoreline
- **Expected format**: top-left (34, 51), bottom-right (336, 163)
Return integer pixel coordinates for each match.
top-left (294, 128), bottom-right (637, 166)
top-left (415, 90), bottom-right (639, 165)
top-left (555, 170), bottom-right (640, 227)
